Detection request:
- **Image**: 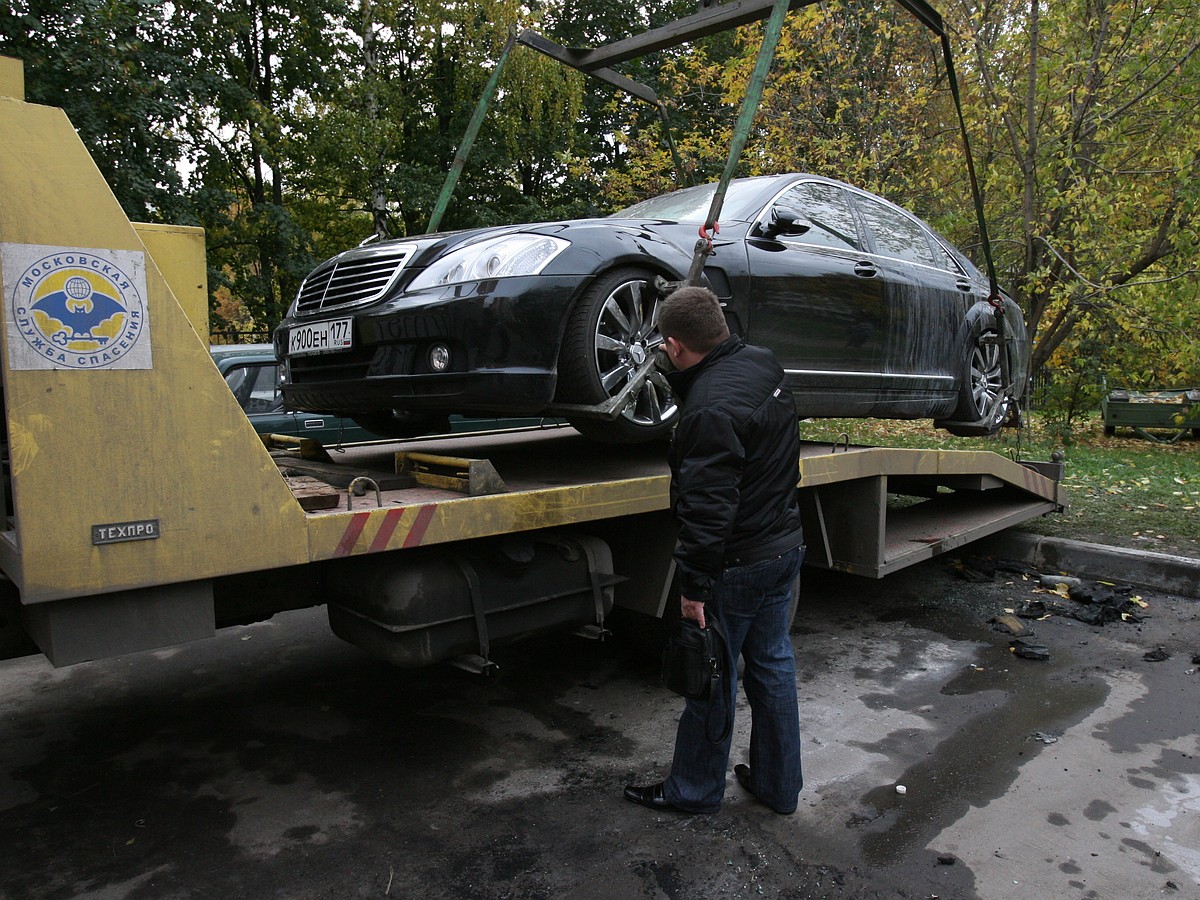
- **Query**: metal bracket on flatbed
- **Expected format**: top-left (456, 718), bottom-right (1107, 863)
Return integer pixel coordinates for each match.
top-left (395, 452), bottom-right (508, 496)
top-left (346, 477), bottom-right (383, 510)
top-left (544, 353), bottom-right (664, 421)
top-left (262, 433), bottom-right (334, 462)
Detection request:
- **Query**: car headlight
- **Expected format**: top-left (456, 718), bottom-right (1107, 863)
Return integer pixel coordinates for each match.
top-left (407, 234), bottom-right (570, 290)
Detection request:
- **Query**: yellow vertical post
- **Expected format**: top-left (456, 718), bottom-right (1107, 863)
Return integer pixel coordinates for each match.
top-left (133, 223), bottom-right (210, 345)
top-left (0, 56), bottom-right (308, 603)
top-left (0, 56), bottom-right (23, 100)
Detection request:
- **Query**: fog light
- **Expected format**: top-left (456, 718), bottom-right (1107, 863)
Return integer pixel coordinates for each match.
top-left (428, 343), bottom-right (451, 372)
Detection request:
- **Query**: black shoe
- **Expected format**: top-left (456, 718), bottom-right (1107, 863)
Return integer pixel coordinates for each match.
top-left (734, 763), bottom-right (755, 795)
top-left (734, 764), bottom-right (796, 815)
top-left (624, 782), bottom-right (679, 811)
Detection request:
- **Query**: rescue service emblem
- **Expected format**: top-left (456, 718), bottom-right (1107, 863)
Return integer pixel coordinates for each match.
top-left (2, 244), bottom-right (152, 370)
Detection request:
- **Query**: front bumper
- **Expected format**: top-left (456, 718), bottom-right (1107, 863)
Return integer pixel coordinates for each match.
top-left (278, 274), bottom-right (587, 416)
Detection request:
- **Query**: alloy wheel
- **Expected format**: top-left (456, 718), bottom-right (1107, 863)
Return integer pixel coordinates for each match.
top-left (969, 337), bottom-right (1009, 425)
top-left (592, 277), bottom-right (678, 427)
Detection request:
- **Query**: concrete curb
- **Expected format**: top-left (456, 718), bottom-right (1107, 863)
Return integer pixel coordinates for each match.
top-left (979, 531), bottom-right (1200, 599)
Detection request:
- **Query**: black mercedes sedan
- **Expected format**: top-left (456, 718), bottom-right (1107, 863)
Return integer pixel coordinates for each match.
top-left (275, 174), bottom-right (1027, 443)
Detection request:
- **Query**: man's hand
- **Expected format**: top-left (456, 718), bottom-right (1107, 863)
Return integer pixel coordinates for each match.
top-left (680, 596), bottom-right (707, 629)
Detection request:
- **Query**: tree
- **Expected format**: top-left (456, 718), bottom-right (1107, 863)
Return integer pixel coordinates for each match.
top-left (0, 0), bottom-right (193, 221)
top-left (603, 0), bottom-right (1200, 401)
top-left (290, 0), bottom-right (592, 254)
top-left (951, 0), bottom-right (1200, 377)
top-left (173, 0), bottom-right (353, 328)
top-left (595, 1), bottom-right (963, 218)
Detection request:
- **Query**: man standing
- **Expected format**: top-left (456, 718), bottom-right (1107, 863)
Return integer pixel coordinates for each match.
top-left (624, 285), bottom-right (805, 815)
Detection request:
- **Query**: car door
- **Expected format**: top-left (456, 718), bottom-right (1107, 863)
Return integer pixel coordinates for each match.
top-left (745, 180), bottom-right (884, 417)
top-left (850, 193), bottom-right (966, 416)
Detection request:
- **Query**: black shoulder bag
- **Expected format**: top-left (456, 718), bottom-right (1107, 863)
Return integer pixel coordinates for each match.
top-left (661, 615), bottom-right (732, 743)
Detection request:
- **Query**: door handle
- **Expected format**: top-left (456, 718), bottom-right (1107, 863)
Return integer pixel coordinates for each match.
top-left (955, 279), bottom-right (972, 292)
top-left (853, 262), bottom-right (877, 277)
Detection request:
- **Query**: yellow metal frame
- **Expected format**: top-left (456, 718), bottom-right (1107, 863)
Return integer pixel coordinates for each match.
top-left (0, 65), bottom-right (310, 603)
top-left (304, 475), bottom-right (670, 560)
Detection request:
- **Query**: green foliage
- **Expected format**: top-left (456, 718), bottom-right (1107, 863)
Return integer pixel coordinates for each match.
top-left (0, 0), bottom-right (193, 221)
top-left (172, 0), bottom-right (352, 328)
top-left (952, 0), bottom-right (1200, 380)
top-left (606, 0), bottom-right (1200, 410)
top-left (602, 2), bottom-right (963, 218)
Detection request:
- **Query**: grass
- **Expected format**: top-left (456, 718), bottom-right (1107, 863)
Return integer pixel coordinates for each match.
top-left (799, 414), bottom-right (1200, 559)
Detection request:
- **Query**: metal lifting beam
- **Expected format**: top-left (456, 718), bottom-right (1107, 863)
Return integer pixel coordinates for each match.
top-left (525, 0), bottom-right (943, 74)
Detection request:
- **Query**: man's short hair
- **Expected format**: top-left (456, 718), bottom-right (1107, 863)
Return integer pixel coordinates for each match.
top-left (657, 285), bottom-right (730, 353)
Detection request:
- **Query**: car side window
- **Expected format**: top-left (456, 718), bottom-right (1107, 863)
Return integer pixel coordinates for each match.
top-left (771, 182), bottom-right (863, 252)
top-left (928, 238), bottom-right (967, 275)
top-left (224, 363), bottom-right (285, 414)
top-left (856, 197), bottom-right (938, 267)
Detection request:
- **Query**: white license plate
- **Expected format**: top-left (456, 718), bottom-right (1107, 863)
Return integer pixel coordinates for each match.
top-left (288, 318), bottom-right (353, 357)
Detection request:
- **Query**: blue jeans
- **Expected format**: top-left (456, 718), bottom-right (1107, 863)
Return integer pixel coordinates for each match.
top-left (663, 546), bottom-right (804, 814)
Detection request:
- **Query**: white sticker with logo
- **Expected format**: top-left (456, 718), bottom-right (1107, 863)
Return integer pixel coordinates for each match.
top-left (2, 243), bottom-right (152, 370)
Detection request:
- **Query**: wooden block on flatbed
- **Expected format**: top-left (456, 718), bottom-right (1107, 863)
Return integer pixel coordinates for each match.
top-left (284, 475), bottom-right (341, 511)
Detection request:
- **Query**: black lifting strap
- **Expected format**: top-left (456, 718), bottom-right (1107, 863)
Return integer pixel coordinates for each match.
top-left (938, 31), bottom-right (1011, 397)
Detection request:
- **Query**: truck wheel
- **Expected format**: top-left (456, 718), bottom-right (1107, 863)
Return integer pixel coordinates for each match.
top-left (948, 330), bottom-right (1010, 433)
top-left (558, 267), bottom-right (678, 443)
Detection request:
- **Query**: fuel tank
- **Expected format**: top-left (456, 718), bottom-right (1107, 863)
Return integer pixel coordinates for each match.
top-left (325, 531), bottom-right (616, 669)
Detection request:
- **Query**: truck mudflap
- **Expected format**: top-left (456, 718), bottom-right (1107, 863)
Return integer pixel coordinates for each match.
top-left (324, 531), bottom-right (619, 671)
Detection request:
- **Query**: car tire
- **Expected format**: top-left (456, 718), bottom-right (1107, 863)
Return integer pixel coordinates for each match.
top-left (948, 330), bottom-right (1011, 433)
top-left (558, 267), bottom-right (678, 444)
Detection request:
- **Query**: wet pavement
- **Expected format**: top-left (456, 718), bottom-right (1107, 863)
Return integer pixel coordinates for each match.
top-left (1, 553), bottom-right (1197, 899)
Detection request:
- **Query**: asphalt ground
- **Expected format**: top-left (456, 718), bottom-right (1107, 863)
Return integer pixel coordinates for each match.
top-left (0, 541), bottom-right (1198, 900)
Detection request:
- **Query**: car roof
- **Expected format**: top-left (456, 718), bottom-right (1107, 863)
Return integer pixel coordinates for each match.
top-left (210, 343), bottom-right (275, 363)
top-left (610, 173), bottom-right (879, 223)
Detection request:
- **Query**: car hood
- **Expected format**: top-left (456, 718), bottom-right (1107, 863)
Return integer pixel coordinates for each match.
top-left (363, 216), bottom-right (701, 269)
top-left (289, 215), bottom-right (744, 319)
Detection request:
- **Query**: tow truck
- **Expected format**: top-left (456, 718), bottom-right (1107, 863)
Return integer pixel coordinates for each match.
top-left (0, 44), bottom-right (1064, 672)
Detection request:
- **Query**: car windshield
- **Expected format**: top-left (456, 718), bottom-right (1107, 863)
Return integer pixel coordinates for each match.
top-left (611, 178), bottom-right (777, 223)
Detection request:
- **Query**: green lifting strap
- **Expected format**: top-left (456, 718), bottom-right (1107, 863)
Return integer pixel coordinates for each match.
top-left (426, 29), bottom-right (518, 235)
top-left (685, 0), bottom-right (791, 286)
top-left (938, 28), bottom-right (1011, 397)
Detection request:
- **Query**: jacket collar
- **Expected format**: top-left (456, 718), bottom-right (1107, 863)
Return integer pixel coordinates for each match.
top-left (665, 334), bottom-right (744, 400)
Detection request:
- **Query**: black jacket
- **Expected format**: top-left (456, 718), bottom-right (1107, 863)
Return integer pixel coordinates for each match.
top-left (665, 335), bottom-right (803, 603)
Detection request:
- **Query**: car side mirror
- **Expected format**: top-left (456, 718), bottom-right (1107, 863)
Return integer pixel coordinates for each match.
top-left (760, 206), bottom-right (812, 239)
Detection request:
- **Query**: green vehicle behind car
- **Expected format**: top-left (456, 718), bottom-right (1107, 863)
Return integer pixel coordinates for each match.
top-left (212, 344), bottom-right (561, 444)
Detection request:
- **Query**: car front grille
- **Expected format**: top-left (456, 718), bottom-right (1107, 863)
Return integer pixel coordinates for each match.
top-left (294, 243), bottom-right (416, 315)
